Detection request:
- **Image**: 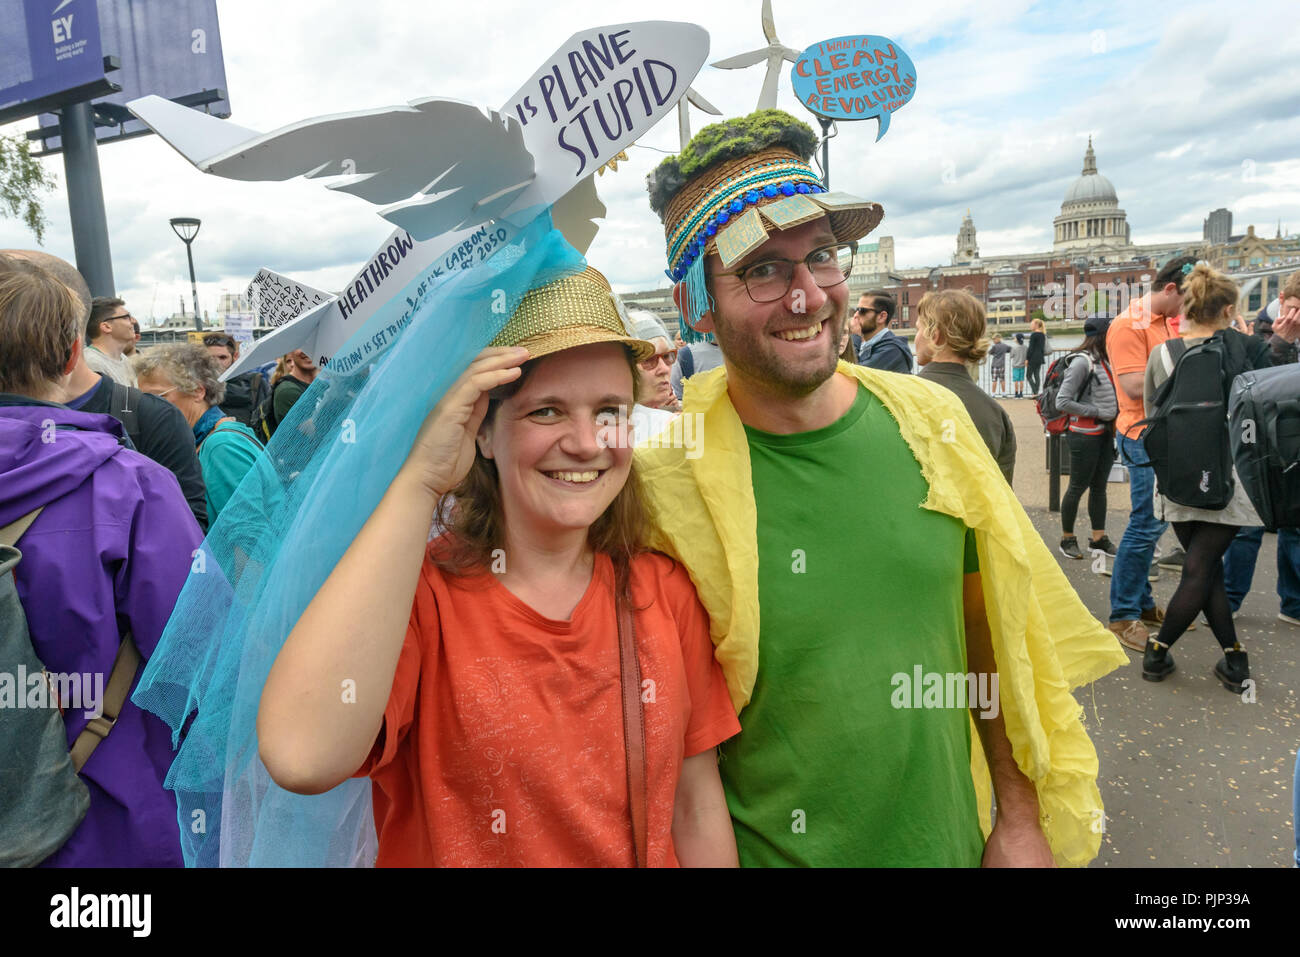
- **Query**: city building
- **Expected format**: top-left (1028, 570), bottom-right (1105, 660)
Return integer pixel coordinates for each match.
top-left (850, 235), bottom-right (895, 281)
top-left (953, 211), bottom-right (979, 265)
top-left (1203, 208), bottom-right (1232, 245)
top-left (1052, 138), bottom-right (1131, 261)
top-left (620, 136), bottom-right (1298, 330)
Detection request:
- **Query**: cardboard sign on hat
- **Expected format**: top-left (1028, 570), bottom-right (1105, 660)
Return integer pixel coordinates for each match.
top-left (128, 21), bottom-right (711, 379)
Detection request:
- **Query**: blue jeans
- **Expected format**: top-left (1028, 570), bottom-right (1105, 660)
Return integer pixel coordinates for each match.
top-left (1225, 526), bottom-right (1300, 617)
top-left (1109, 434), bottom-right (1168, 622)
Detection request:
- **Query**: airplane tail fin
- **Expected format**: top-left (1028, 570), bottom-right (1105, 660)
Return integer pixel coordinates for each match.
top-left (127, 95), bottom-right (261, 171)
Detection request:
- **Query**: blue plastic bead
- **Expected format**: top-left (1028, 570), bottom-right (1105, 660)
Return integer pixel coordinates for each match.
top-left (796, 183), bottom-right (811, 194)
top-left (705, 222), bottom-right (717, 237)
top-left (717, 210), bottom-right (730, 224)
top-left (763, 184), bottom-right (778, 197)
top-left (731, 198), bottom-right (745, 213)
top-left (781, 181), bottom-right (795, 196)
top-left (746, 190), bottom-right (760, 204)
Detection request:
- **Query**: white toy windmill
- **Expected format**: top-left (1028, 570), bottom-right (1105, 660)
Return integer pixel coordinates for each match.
top-left (710, 0), bottom-right (801, 111)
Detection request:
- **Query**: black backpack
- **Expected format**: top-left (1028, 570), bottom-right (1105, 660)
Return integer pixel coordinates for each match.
top-left (1138, 331), bottom-right (1250, 510)
top-left (220, 372), bottom-right (268, 428)
top-left (1229, 363), bottom-right (1300, 531)
top-left (108, 381), bottom-right (142, 451)
top-left (250, 377), bottom-right (294, 443)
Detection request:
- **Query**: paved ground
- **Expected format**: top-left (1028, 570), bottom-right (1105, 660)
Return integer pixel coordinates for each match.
top-left (1000, 396), bottom-right (1298, 867)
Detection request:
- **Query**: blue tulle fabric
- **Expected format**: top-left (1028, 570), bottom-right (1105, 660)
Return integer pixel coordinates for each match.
top-left (131, 212), bottom-right (586, 866)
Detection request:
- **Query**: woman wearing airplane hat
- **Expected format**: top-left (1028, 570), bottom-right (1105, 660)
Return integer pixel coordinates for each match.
top-left (257, 265), bottom-right (740, 867)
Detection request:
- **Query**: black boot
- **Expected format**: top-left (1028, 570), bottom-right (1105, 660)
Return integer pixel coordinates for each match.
top-left (1142, 637), bottom-right (1176, 681)
top-left (1214, 644), bottom-right (1250, 694)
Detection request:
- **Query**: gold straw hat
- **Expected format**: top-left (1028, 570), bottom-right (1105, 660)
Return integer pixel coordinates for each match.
top-left (490, 266), bottom-right (656, 362)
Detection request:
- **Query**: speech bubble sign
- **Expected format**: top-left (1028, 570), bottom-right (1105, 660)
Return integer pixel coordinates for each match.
top-left (790, 35), bottom-right (916, 141)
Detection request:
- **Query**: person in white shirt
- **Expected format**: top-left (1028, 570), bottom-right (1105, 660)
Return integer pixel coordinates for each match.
top-left (84, 296), bottom-right (139, 388)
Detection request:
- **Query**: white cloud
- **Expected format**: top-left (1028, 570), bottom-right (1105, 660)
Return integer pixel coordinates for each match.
top-left (1, 0), bottom-right (1297, 323)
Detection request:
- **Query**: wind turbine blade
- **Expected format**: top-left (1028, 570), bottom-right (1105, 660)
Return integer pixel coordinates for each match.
top-left (686, 88), bottom-right (722, 115)
top-left (780, 46), bottom-right (801, 63)
top-left (762, 0), bottom-right (778, 44)
top-left (758, 52), bottom-right (783, 110)
top-left (711, 48), bottom-right (769, 69)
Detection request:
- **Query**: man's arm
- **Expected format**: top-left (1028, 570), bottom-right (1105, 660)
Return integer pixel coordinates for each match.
top-left (997, 412), bottom-right (1017, 485)
top-left (1116, 371), bottom-right (1144, 401)
top-left (963, 570), bottom-right (1056, 867)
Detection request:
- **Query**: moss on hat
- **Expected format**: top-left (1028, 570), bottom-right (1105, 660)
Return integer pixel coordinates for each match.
top-left (646, 109), bottom-right (819, 220)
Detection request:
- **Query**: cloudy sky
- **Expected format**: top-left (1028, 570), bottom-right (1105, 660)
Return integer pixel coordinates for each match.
top-left (2, 0), bottom-right (1298, 323)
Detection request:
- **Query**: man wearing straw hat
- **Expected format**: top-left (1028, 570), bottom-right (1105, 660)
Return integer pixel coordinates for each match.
top-left (637, 109), bottom-right (1125, 867)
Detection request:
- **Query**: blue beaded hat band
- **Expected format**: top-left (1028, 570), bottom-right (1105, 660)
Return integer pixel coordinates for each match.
top-left (659, 145), bottom-right (884, 335)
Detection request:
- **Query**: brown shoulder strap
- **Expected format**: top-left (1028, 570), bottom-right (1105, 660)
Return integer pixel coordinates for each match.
top-left (69, 632), bottom-right (142, 773)
top-left (617, 596), bottom-right (648, 867)
top-left (0, 506), bottom-right (45, 548)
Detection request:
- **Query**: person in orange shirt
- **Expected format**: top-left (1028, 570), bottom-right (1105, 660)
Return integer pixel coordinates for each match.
top-left (1105, 255), bottom-right (1198, 651)
top-left (257, 266), bottom-right (741, 867)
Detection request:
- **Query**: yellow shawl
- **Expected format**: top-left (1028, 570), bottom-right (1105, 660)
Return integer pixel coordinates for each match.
top-left (635, 361), bottom-right (1128, 866)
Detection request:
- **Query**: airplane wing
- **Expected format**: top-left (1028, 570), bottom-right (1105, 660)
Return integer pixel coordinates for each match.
top-left (143, 21), bottom-right (711, 380)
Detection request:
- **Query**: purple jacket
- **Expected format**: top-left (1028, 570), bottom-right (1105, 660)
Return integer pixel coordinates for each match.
top-left (0, 398), bottom-right (201, 866)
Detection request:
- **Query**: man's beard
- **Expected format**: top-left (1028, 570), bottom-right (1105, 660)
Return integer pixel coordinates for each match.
top-left (711, 300), bottom-right (846, 398)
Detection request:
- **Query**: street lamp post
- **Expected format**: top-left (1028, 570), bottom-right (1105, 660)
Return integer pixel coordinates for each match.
top-left (170, 217), bottom-right (202, 331)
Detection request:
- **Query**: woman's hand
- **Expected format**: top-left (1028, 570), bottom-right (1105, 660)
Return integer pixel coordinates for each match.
top-left (399, 347), bottom-right (530, 496)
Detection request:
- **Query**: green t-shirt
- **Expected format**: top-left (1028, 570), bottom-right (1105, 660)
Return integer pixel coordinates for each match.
top-left (720, 385), bottom-right (985, 867)
top-left (273, 376), bottom-right (308, 426)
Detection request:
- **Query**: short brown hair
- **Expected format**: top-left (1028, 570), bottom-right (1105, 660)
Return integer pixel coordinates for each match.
top-left (204, 332), bottom-right (238, 352)
top-left (0, 259), bottom-right (83, 395)
top-left (87, 296), bottom-right (125, 343)
top-left (915, 289), bottom-right (990, 362)
top-left (861, 290), bottom-right (896, 323)
top-left (1281, 270), bottom-right (1300, 303)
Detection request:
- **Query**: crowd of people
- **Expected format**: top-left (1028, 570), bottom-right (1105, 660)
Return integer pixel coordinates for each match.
top-left (2, 106), bottom-right (1298, 869)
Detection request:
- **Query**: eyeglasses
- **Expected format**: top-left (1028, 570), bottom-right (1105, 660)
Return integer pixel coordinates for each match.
top-left (854, 306), bottom-right (878, 316)
top-left (106, 312), bottom-right (133, 323)
top-left (639, 350), bottom-right (677, 371)
top-left (713, 242), bottom-right (856, 304)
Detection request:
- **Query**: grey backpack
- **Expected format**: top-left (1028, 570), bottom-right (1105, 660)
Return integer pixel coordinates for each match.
top-left (0, 507), bottom-right (89, 866)
top-left (0, 507), bottom-right (142, 867)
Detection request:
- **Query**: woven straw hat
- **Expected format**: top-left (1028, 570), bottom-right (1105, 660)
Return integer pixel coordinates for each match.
top-left (489, 266), bottom-right (656, 362)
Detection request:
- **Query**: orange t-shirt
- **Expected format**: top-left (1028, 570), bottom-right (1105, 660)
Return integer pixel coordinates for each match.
top-left (1107, 295), bottom-right (1180, 439)
top-left (355, 546), bottom-right (740, 867)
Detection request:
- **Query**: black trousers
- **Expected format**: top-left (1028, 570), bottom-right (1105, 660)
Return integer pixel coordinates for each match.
top-left (1061, 430), bottom-right (1115, 535)
top-left (1027, 362), bottom-right (1043, 393)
